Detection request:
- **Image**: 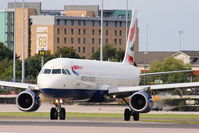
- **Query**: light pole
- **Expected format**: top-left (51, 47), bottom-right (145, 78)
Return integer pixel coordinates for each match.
top-left (13, 0), bottom-right (16, 82)
top-left (100, 0), bottom-right (103, 61)
top-left (22, 0), bottom-right (25, 82)
top-left (178, 30), bottom-right (183, 51)
top-left (126, 0), bottom-right (128, 43)
top-left (144, 24), bottom-right (149, 84)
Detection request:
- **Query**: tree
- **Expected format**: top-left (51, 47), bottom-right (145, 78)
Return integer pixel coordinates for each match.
top-left (54, 47), bottom-right (81, 58)
top-left (25, 55), bottom-right (41, 81)
top-left (91, 45), bottom-right (124, 62)
top-left (147, 57), bottom-right (191, 84)
top-left (0, 58), bottom-right (21, 81)
top-left (25, 51), bottom-right (54, 82)
top-left (0, 42), bottom-right (13, 61)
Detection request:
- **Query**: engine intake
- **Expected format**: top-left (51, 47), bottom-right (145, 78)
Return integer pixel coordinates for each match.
top-left (129, 91), bottom-right (154, 113)
top-left (16, 90), bottom-right (41, 112)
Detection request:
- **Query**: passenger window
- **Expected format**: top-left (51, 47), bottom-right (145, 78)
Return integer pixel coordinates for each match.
top-left (43, 69), bottom-right (51, 74)
top-left (52, 69), bottom-right (61, 74)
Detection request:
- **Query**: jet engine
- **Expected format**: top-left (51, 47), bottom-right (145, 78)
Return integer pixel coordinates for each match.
top-left (129, 91), bottom-right (154, 113)
top-left (16, 90), bottom-right (41, 112)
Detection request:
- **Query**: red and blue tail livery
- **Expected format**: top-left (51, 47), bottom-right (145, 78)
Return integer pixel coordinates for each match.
top-left (123, 10), bottom-right (137, 65)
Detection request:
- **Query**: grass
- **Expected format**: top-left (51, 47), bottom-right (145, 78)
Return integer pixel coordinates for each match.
top-left (140, 114), bottom-right (199, 120)
top-left (0, 112), bottom-right (199, 124)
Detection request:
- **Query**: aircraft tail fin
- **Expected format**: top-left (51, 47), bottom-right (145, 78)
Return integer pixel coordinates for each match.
top-left (122, 10), bottom-right (137, 65)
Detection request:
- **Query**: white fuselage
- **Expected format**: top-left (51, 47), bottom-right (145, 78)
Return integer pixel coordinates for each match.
top-left (37, 58), bottom-right (141, 101)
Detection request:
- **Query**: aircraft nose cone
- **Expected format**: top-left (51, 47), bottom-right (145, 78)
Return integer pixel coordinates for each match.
top-left (37, 74), bottom-right (56, 89)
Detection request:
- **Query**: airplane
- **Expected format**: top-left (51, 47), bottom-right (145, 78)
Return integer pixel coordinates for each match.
top-left (1, 10), bottom-right (199, 121)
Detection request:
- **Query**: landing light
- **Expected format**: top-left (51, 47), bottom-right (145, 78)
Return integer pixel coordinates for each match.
top-left (60, 99), bottom-right (63, 104)
top-left (54, 99), bottom-right (63, 104)
top-left (55, 99), bottom-right (59, 104)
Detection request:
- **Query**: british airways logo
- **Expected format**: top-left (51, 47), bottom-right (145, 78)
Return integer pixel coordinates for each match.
top-left (71, 65), bottom-right (83, 76)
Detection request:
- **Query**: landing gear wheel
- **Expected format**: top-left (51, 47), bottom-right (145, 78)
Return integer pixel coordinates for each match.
top-left (133, 112), bottom-right (139, 121)
top-left (50, 107), bottom-right (58, 120)
top-left (60, 108), bottom-right (66, 120)
top-left (124, 108), bottom-right (131, 121)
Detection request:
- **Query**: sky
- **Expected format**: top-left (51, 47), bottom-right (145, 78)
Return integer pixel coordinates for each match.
top-left (1, 0), bottom-right (199, 51)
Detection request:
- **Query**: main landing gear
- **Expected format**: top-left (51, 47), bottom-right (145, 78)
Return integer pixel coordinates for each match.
top-left (50, 99), bottom-right (66, 120)
top-left (122, 98), bottom-right (140, 121)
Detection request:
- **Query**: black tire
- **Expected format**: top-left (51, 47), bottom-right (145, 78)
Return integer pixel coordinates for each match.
top-left (133, 112), bottom-right (139, 121)
top-left (50, 107), bottom-right (58, 120)
top-left (60, 108), bottom-right (66, 120)
top-left (124, 108), bottom-right (131, 121)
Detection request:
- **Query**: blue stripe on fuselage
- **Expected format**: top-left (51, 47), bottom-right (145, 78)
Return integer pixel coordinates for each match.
top-left (40, 88), bottom-right (108, 102)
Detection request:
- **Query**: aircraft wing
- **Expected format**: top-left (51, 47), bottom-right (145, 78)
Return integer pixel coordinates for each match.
top-left (140, 70), bottom-right (193, 77)
top-left (0, 81), bottom-right (38, 90)
top-left (109, 82), bottom-right (199, 95)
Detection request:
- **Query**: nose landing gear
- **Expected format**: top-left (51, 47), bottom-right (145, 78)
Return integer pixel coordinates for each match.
top-left (122, 98), bottom-right (140, 121)
top-left (50, 99), bottom-right (66, 120)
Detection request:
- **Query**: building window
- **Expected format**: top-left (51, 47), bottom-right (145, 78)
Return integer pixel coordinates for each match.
top-left (64, 38), bottom-right (66, 43)
top-left (83, 20), bottom-right (86, 26)
top-left (71, 38), bottom-right (74, 44)
top-left (78, 29), bottom-right (81, 35)
top-left (57, 28), bottom-right (60, 34)
top-left (78, 21), bottom-right (81, 26)
top-left (57, 37), bottom-right (60, 43)
top-left (71, 29), bottom-right (74, 34)
top-left (106, 30), bottom-right (108, 36)
top-left (99, 30), bottom-right (101, 35)
top-left (78, 38), bottom-right (81, 44)
top-left (64, 28), bottom-right (67, 34)
top-left (65, 20), bottom-right (67, 25)
top-left (92, 29), bottom-right (95, 35)
top-left (106, 38), bottom-right (108, 44)
top-left (92, 21), bottom-right (95, 26)
top-left (115, 30), bottom-right (117, 36)
top-left (83, 47), bottom-right (86, 53)
top-left (106, 21), bottom-right (108, 27)
top-left (115, 21), bottom-right (117, 27)
top-left (92, 38), bottom-right (94, 44)
top-left (119, 30), bottom-right (122, 36)
top-left (119, 21), bottom-right (122, 27)
top-left (119, 39), bottom-right (122, 45)
top-left (92, 47), bottom-right (94, 53)
top-left (99, 38), bottom-right (101, 44)
top-left (57, 20), bottom-right (60, 25)
top-left (71, 20), bottom-right (74, 26)
top-left (99, 21), bottom-right (101, 26)
top-left (83, 38), bottom-right (86, 44)
top-left (83, 29), bottom-right (86, 35)
top-left (114, 39), bottom-right (117, 45)
top-left (78, 47), bottom-right (81, 52)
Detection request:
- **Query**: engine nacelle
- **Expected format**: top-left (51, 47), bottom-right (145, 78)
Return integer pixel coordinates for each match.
top-left (129, 91), bottom-right (154, 113)
top-left (16, 90), bottom-right (41, 112)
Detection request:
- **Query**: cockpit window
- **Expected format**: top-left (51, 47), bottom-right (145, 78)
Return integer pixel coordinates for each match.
top-left (52, 69), bottom-right (61, 74)
top-left (62, 69), bottom-right (67, 75)
top-left (62, 69), bottom-right (71, 75)
top-left (43, 69), bottom-right (51, 74)
top-left (65, 69), bottom-right (71, 75)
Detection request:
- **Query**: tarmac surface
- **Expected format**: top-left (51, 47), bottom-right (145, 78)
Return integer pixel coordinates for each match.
top-left (0, 119), bottom-right (199, 133)
top-left (0, 103), bottom-right (199, 133)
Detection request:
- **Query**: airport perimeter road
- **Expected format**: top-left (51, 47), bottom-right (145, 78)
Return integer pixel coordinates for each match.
top-left (0, 120), bottom-right (198, 133)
